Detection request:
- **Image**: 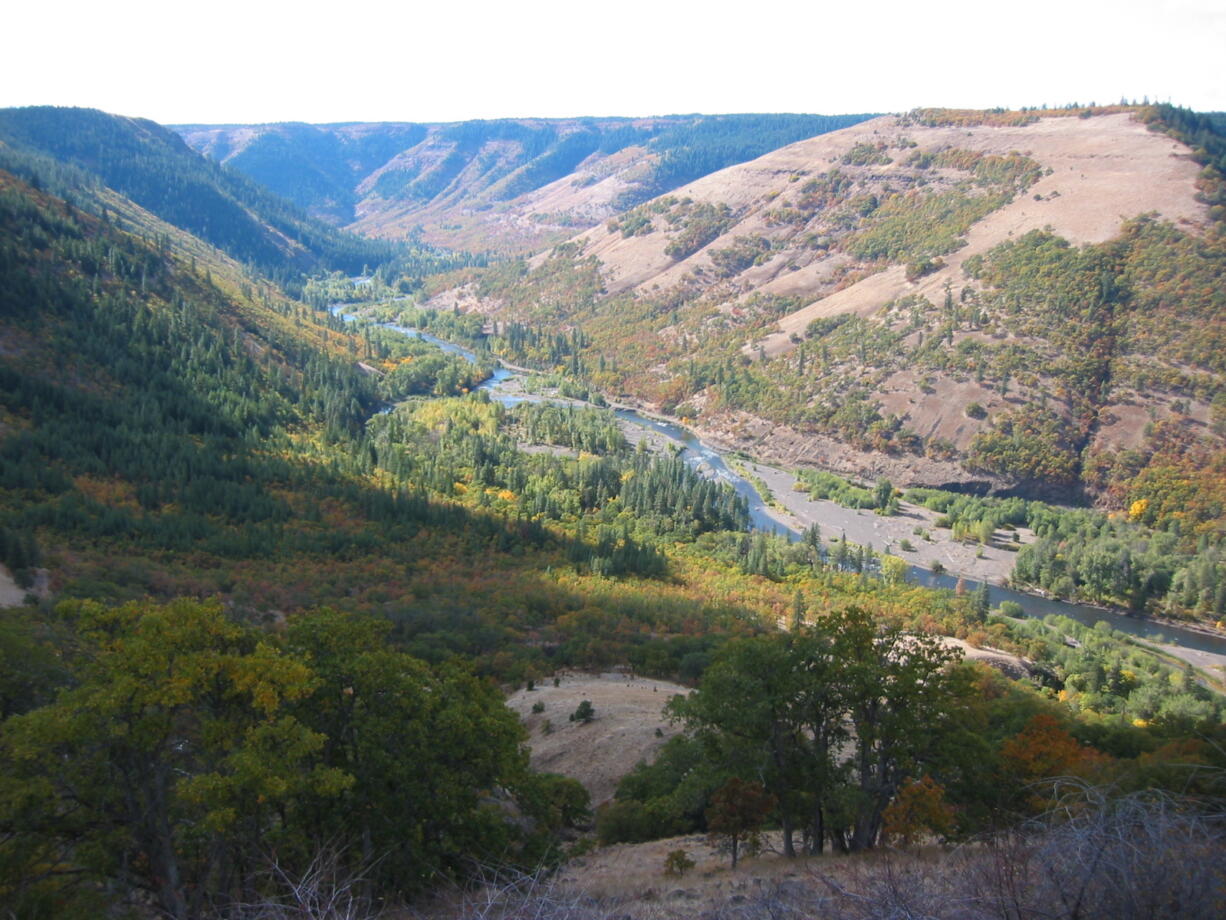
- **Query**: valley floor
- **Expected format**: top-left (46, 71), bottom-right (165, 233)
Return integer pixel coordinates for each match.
top-left (741, 461), bottom-right (1027, 586)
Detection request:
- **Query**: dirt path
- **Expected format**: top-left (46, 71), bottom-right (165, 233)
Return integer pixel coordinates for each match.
top-left (0, 565), bottom-right (29, 607)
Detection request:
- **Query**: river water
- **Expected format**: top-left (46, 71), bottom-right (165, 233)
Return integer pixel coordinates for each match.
top-left (346, 309), bottom-right (1226, 657)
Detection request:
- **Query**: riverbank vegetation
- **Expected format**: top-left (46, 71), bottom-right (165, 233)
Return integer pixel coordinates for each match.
top-left (903, 485), bottom-right (1226, 623)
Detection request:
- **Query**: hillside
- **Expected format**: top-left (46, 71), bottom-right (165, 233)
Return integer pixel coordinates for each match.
top-left (177, 114), bottom-right (873, 253)
top-left (435, 106), bottom-right (1224, 508)
top-left (506, 672), bottom-right (685, 806)
top-left (0, 106), bottom-right (394, 277)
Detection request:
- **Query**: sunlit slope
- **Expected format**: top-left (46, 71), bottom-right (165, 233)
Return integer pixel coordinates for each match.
top-left (436, 107), bottom-right (1222, 502)
top-left (179, 115), bottom-right (874, 253)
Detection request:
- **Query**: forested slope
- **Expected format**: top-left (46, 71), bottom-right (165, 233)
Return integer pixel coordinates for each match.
top-left (0, 106), bottom-right (395, 277)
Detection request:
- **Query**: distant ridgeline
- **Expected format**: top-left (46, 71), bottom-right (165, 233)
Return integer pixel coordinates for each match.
top-left (0, 106), bottom-right (395, 278)
top-left (177, 113), bottom-right (876, 248)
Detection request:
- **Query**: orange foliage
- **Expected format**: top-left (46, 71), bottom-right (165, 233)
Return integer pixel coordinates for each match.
top-left (72, 475), bottom-right (140, 510)
top-left (882, 775), bottom-right (956, 847)
top-left (1000, 713), bottom-right (1112, 787)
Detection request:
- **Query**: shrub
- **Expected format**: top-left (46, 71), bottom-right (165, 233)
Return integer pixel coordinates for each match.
top-left (664, 849), bottom-right (696, 876)
top-left (569, 700), bottom-right (595, 723)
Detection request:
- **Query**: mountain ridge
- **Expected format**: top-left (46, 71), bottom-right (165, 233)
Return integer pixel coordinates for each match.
top-left (0, 105), bottom-right (394, 278)
top-left (177, 113), bottom-right (875, 252)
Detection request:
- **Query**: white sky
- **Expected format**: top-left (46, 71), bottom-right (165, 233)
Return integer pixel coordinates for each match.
top-left (4, 0), bottom-right (1223, 124)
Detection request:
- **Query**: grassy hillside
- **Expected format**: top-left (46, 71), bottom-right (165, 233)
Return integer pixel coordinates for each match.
top-left (179, 113), bottom-right (874, 252)
top-left (431, 107), bottom-right (1223, 508)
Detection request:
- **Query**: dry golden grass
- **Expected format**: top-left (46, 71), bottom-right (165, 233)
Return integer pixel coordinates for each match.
top-left (505, 672), bottom-right (689, 806)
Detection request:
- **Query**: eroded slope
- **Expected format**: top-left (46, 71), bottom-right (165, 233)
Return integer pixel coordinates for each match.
top-left (438, 107), bottom-right (1221, 500)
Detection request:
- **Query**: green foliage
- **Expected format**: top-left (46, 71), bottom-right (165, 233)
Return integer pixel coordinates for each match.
top-left (706, 777), bottom-right (776, 867)
top-left (663, 200), bottom-right (736, 261)
top-left (842, 142), bottom-right (893, 166)
top-left (708, 235), bottom-right (772, 277)
top-left (284, 608), bottom-right (532, 892)
top-left (0, 599), bottom-right (347, 919)
top-left (1142, 104), bottom-right (1226, 222)
top-left (642, 114), bottom-right (875, 199)
top-left (663, 848), bottom-right (695, 876)
top-left (1014, 509), bottom-right (1226, 618)
top-left (796, 469), bottom-right (880, 509)
top-left (0, 106), bottom-right (394, 277)
top-left (496, 128), bottom-right (605, 201)
top-left (0, 601), bottom-right (540, 916)
top-left (569, 699), bottom-right (595, 723)
top-left (670, 607), bottom-right (967, 854)
top-left (903, 483), bottom-right (1226, 621)
top-left (4, 110), bottom-right (1224, 913)
top-left (378, 348), bottom-right (490, 400)
top-left (846, 186), bottom-right (1016, 264)
top-left (518, 772), bottom-right (591, 840)
top-left (1005, 613), bottom-right (1224, 726)
top-left (604, 733), bottom-right (732, 843)
top-left (968, 405), bottom-right (1080, 486)
top-left (596, 799), bottom-right (671, 845)
top-left (512, 403), bottom-right (626, 454)
top-left (0, 609), bottom-right (67, 720)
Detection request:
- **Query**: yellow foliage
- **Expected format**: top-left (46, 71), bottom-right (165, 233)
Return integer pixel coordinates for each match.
top-left (1128, 498), bottom-right (1149, 521)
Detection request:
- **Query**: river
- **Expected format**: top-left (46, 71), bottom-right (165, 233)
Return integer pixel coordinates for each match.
top-left (343, 308), bottom-right (1226, 661)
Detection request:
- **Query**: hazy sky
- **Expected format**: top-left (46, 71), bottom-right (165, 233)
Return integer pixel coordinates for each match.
top-left (5, 0), bottom-right (1223, 124)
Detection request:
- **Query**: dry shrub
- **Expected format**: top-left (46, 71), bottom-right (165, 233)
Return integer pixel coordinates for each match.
top-left (249, 788), bottom-right (1223, 920)
top-left (226, 848), bottom-right (381, 920)
top-left (647, 785), bottom-right (1225, 920)
top-left (441, 865), bottom-right (619, 920)
top-left (811, 785), bottom-right (1226, 920)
